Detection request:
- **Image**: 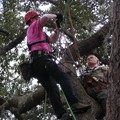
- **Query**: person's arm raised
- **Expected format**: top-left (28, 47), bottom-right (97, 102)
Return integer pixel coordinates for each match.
top-left (40, 14), bottom-right (57, 26)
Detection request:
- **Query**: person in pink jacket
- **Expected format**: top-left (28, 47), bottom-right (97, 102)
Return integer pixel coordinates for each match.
top-left (24, 10), bottom-right (91, 120)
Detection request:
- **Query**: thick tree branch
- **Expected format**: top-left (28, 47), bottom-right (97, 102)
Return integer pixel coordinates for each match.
top-left (0, 28), bottom-right (9, 35)
top-left (0, 29), bottom-right (26, 56)
top-left (64, 22), bottom-right (111, 61)
top-left (0, 87), bottom-right (45, 119)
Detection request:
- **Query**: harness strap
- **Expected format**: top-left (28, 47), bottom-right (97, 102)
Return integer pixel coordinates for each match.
top-left (27, 32), bottom-right (50, 50)
top-left (27, 40), bottom-right (46, 50)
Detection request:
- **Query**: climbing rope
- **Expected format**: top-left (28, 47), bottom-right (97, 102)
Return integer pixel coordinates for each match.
top-left (63, 0), bottom-right (70, 25)
top-left (67, 3), bottom-right (82, 68)
top-left (62, 0), bottom-right (83, 68)
top-left (61, 87), bottom-right (77, 120)
top-left (43, 91), bottom-right (47, 116)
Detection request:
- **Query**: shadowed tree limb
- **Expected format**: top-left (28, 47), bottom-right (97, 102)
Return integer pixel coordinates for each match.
top-left (64, 22), bottom-right (111, 61)
top-left (0, 29), bottom-right (26, 56)
top-left (0, 29), bottom-right (9, 35)
top-left (0, 87), bottom-right (45, 119)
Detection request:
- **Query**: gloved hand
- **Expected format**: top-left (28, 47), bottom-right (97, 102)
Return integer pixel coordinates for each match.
top-left (55, 13), bottom-right (63, 28)
top-left (56, 13), bottom-right (63, 23)
top-left (56, 20), bottom-right (61, 28)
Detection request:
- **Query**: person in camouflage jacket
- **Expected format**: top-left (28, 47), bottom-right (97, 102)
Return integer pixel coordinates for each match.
top-left (81, 54), bottom-right (109, 120)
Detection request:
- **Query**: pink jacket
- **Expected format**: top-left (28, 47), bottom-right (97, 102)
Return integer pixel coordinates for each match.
top-left (27, 19), bottom-right (52, 52)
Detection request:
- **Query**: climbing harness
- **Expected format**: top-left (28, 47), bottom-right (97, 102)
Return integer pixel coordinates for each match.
top-left (27, 32), bottom-right (50, 51)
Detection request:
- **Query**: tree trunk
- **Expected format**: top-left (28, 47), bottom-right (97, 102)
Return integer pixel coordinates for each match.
top-left (106, 1), bottom-right (120, 120)
top-left (60, 61), bottom-right (101, 120)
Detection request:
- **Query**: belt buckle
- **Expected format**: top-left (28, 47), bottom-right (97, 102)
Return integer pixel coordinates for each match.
top-left (38, 50), bottom-right (42, 55)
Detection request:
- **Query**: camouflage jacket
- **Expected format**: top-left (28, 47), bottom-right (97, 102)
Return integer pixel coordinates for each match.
top-left (81, 65), bottom-right (109, 96)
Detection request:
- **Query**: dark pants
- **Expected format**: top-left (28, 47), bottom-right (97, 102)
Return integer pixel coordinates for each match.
top-left (88, 89), bottom-right (107, 119)
top-left (31, 55), bottom-right (78, 118)
top-left (96, 90), bottom-right (107, 119)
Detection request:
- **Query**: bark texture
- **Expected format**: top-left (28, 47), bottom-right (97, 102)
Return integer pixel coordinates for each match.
top-left (106, 1), bottom-right (120, 120)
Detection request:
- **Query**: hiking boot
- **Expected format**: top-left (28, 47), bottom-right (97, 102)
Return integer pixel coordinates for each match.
top-left (71, 102), bottom-right (91, 113)
top-left (60, 113), bottom-right (72, 120)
